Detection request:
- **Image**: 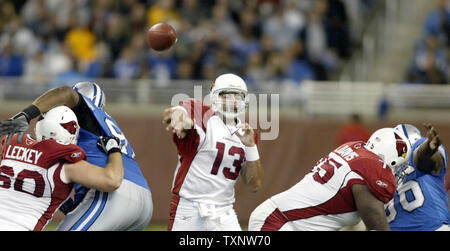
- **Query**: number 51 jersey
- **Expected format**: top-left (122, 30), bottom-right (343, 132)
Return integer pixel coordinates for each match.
top-left (269, 141), bottom-right (396, 230)
top-left (0, 134), bottom-right (86, 230)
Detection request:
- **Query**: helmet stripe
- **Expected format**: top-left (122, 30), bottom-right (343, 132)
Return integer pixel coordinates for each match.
top-left (401, 124), bottom-right (409, 139)
top-left (97, 86), bottom-right (103, 109)
top-left (92, 83), bottom-right (99, 107)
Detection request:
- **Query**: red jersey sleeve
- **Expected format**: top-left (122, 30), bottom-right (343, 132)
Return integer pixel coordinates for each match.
top-left (350, 157), bottom-right (396, 203)
top-left (178, 99), bottom-right (215, 132)
top-left (35, 140), bottom-right (86, 168)
top-left (1, 134), bottom-right (30, 158)
top-left (172, 99), bottom-right (213, 155)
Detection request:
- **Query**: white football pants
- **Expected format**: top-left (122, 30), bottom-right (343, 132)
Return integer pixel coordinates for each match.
top-left (169, 195), bottom-right (241, 231)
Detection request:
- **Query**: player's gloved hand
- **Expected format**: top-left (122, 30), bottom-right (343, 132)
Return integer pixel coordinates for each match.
top-left (97, 136), bottom-right (122, 155)
top-left (0, 112), bottom-right (30, 145)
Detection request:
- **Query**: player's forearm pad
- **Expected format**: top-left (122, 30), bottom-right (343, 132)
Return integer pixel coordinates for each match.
top-left (21, 105), bottom-right (41, 122)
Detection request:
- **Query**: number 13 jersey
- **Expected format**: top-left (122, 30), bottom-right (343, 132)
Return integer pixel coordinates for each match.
top-left (172, 99), bottom-right (257, 205)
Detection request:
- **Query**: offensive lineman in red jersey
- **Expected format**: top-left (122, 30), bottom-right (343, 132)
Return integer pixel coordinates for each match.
top-left (248, 128), bottom-right (411, 231)
top-left (0, 106), bottom-right (123, 230)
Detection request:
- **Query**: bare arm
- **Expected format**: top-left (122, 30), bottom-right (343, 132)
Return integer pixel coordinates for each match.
top-left (63, 152), bottom-right (123, 192)
top-left (236, 123), bottom-right (264, 192)
top-left (352, 184), bottom-right (390, 231)
top-left (32, 86), bottom-right (80, 114)
top-left (413, 124), bottom-right (443, 174)
top-left (241, 160), bottom-right (264, 192)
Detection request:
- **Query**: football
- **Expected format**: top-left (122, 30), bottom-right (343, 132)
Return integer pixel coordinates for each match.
top-left (146, 23), bottom-right (177, 51)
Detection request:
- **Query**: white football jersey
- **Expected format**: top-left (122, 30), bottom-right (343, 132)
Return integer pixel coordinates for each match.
top-left (265, 142), bottom-right (396, 230)
top-left (0, 134), bottom-right (86, 230)
top-left (171, 99), bottom-right (257, 205)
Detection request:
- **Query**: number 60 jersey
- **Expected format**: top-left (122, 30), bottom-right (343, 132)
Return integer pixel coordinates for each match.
top-left (0, 134), bottom-right (86, 230)
top-left (268, 141), bottom-right (396, 230)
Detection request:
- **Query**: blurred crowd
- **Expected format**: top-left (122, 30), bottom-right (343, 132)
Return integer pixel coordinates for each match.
top-left (0, 0), bottom-right (376, 88)
top-left (406, 0), bottom-right (449, 84)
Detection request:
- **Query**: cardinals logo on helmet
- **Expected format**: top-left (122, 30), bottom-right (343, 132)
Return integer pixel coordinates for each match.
top-left (394, 132), bottom-right (408, 158)
top-left (60, 121), bottom-right (78, 135)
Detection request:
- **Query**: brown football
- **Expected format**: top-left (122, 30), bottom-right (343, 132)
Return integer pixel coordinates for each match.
top-left (146, 23), bottom-right (177, 51)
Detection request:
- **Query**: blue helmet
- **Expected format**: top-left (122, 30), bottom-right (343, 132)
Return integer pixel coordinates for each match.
top-left (72, 82), bottom-right (105, 110)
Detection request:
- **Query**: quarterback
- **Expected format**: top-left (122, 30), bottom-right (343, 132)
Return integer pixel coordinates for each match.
top-left (162, 73), bottom-right (264, 231)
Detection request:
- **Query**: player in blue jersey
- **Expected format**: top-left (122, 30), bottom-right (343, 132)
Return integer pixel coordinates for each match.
top-left (385, 123), bottom-right (450, 231)
top-left (0, 82), bottom-right (153, 231)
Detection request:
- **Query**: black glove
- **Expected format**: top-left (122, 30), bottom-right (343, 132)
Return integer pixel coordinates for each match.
top-left (0, 112), bottom-right (29, 145)
top-left (0, 105), bottom-right (40, 145)
top-left (97, 136), bottom-right (121, 155)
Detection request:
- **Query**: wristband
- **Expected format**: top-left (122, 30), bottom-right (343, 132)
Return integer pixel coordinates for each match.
top-left (107, 148), bottom-right (122, 155)
top-left (21, 105), bottom-right (41, 122)
top-left (245, 145), bottom-right (260, 162)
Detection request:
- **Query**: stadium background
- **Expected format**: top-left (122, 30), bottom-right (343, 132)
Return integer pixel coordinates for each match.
top-left (0, 0), bottom-right (449, 230)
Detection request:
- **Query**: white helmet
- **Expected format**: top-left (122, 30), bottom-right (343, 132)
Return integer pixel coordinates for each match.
top-left (394, 124), bottom-right (423, 146)
top-left (35, 106), bottom-right (79, 144)
top-left (72, 82), bottom-right (105, 110)
top-left (365, 128), bottom-right (411, 175)
top-left (210, 73), bottom-right (248, 119)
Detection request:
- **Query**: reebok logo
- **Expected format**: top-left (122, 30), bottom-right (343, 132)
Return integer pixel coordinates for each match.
top-left (71, 152), bottom-right (82, 158)
top-left (376, 180), bottom-right (388, 188)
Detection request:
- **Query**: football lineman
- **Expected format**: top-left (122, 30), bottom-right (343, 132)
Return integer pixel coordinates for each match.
top-left (385, 123), bottom-right (450, 231)
top-left (0, 82), bottom-right (153, 231)
top-left (162, 73), bottom-right (264, 231)
top-left (0, 106), bottom-right (123, 230)
top-left (248, 128), bottom-right (411, 231)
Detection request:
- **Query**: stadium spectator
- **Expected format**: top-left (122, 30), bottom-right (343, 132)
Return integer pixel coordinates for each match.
top-left (64, 17), bottom-right (96, 63)
top-left (0, 43), bottom-right (24, 76)
top-left (0, 0), bottom-right (376, 85)
top-left (336, 113), bottom-right (371, 146)
top-left (147, 0), bottom-right (180, 26)
top-left (406, 0), bottom-right (449, 84)
top-left (113, 45), bottom-right (141, 79)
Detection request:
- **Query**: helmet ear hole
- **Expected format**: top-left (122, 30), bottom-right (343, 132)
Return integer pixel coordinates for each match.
top-left (391, 161), bottom-right (396, 166)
